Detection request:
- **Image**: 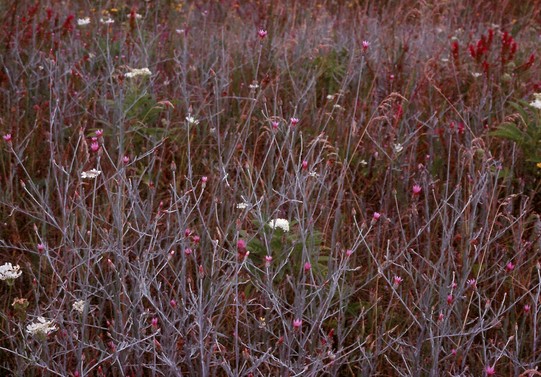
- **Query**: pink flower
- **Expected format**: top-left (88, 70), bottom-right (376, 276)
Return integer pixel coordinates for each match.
top-left (122, 155), bottom-right (130, 164)
top-left (506, 261), bottom-right (515, 272)
top-left (151, 317), bottom-right (159, 329)
top-left (265, 255), bottom-right (273, 266)
top-left (192, 235), bottom-right (200, 244)
top-left (346, 249), bottom-right (354, 257)
top-left (95, 129), bottom-right (104, 137)
top-left (185, 228), bottom-right (192, 237)
top-left (202, 176), bottom-right (208, 183)
top-left (392, 275), bottom-right (403, 287)
top-left (272, 121), bottom-right (279, 129)
top-left (467, 278), bottom-right (477, 289)
top-left (485, 365), bottom-right (495, 376)
top-left (302, 160), bottom-right (308, 170)
top-left (447, 294), bottom-right (454, 305)
top-left (293, 318), bottom-right (302, 329)
top-left (91, 141), bottom-right (99, 152)
top-left (170, 299), bottom-right (177, 308)
top-left (437, 312), bottom-right (444, 322)
top-left (37, 243), bottom-right (45, 254)
top-left (237, 239), bottom-right (248, 258)
top-left (3, 133), bottom-right (12, 142)
top-left (373, 212), bottom-right (381, 220)
top-left (451, 348), bottom-right (457, 356)
top-left (184, 248), bottom-right (192, 256)
top-left (362, 40), bottom-right (370, 51)
top-left (257, 29), bottom-right (267, 39)
top-left (290, 117), bottom-right (299, 126)
top-left (524, 304), bottom-right (531, 313)
top-left (412, 184), bottom-right (422, 195)
top-left (304, 262), bottom-right (311, 271)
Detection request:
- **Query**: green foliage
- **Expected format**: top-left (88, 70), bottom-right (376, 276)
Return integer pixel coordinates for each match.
top-left (491, 99), bottom-right (541, 167)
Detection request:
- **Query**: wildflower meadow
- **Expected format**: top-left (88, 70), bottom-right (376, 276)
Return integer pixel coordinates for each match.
top-left (1, 1), bottom-right (540, 376)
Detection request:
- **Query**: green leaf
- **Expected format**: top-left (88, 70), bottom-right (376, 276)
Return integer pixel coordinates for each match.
top-left (490, 123), bottom-right (524, 144)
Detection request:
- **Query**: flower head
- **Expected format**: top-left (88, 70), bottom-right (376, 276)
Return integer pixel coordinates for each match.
top-left (530, 93), bottom-right (541, 110)
top-left (237, 239), bottom-right (248, 258)
top-left (346, 249), bottom-right (354, 257)
top-left (100, 17), bottom-right (115, 25)
top-left (26, 317), bottom-right (57, 339)
top-left (268, 218), bottom-right (290, 232)
top-left (485, 365), bottom-right (495, 376)
top-left (72, 300), bottom-right (85, 314)
top-left (506, 261), bottom-right (515, 272)
top-left (362, 40), bottom-right (370, 51)
top-left (293, 318), bottom-right (302, 329)
top-left (304, 262), bottom-right (311, 271)
top-left (257, 29), bottom-right (267, 39)
top-left (236, 202), bottom-right (249, 210)
top-left (392, 275), bottom-right (403, 287)
top-left (81, 169), bottom-right (102, 179)
top-left (3, 133), bottom-right (12, 142)
top-left (0, 263), bottom-right (22, 285)
top-left (265, 255), bottom-right (273, 267)
top-left (185, 115), bottom-right (199, 125)
top-left (125, 67), bottom-right (151, 78)
top-left (373, 212), bottom-right (381, 221)
top-left (290, 117), bottom-right (299, 126)
top-left (412, 184), bottom-right (422, 195)
top-left (466, 278), bottom-right (477, 289)
top-left (77, 17), bottom-right (90, 26)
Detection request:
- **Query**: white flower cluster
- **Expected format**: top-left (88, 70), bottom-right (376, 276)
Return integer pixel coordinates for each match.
top-left (125, 68), bottom-right (152, 78)
top-left (77, 17), bottom-right (91, 26)
top-left (268, 218), bottom-right (290, 232)
top-left (73, 300), bottom-right (86, 314)
top-left (26, 317), bottom-right (57, 338)
top-left (81, 169), bottom-right (101, 179)
top-left (530, 93), bottom-right (541, 110)
top-left (0, 263), bottom-right (22, 284)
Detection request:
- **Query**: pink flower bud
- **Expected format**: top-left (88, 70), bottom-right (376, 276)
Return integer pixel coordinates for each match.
top-left (362, 40), bottom-right (370, 51)
top-left (304, 262), bottom-right (311, 271)
top-left (485, 365), bottom-right (495, 376)
top-left (257, 29), bottom-right (267, 39)
top-left (293, 318), bottom-right (302, 329)
top-left (3, 133), bottom-right (12, 142)
top-left (91, 141), bottom-right (99, 152)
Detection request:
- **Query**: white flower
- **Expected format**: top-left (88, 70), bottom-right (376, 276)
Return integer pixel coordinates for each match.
top-left (125, 67), bottom-right (152, 78)
top-left (0, 263), bottom-right (22, 284)
top-left (393, 143), bottom-right (404, 153)
top-left (77, 17), bottom-right (91, 26)
top-left (26, 317), bottom-right (57, 338)
top-left (236, 202), bottom-right (249, 209)
top-left (249, 83), bottom-right (259, 89)
top-left (100, 17), bottom-right (115, 25)
top-left (72, 300), bottom-right (85, 314)
top-left (530, 93), bottom-right (541, 110)
top-left (185, 116), bottom-right (199, 125)
top-left (81, 169), bottom-right (102, 179)
top-left (471, 72), bottom-right (482, 78)
top-left (269, 218), bottom-right (290, 232)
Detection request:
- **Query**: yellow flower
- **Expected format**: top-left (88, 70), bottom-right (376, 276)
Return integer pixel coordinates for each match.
top-left (537, 162), bottom-right (541, 169)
